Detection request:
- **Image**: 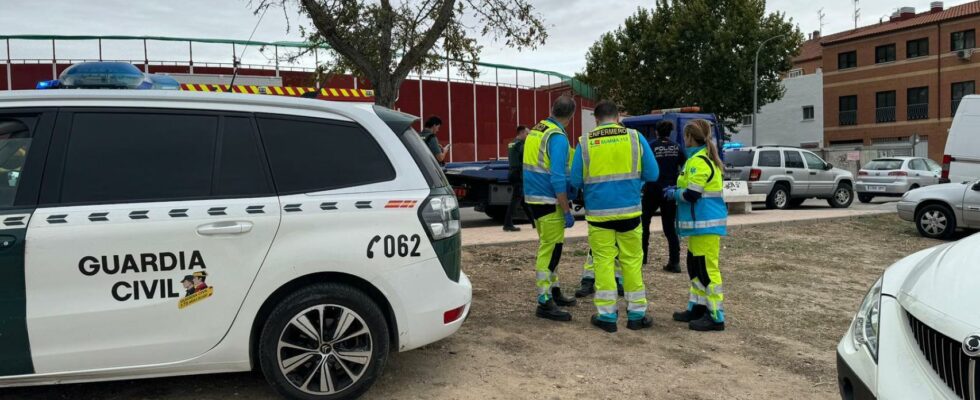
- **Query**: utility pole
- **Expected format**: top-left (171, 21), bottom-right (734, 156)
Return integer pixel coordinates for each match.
top-left (753, 34), bottom-right (785, 147)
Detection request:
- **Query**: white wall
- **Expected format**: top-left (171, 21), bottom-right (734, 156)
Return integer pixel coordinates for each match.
top-left (731, 70), bottom-right (823, 147)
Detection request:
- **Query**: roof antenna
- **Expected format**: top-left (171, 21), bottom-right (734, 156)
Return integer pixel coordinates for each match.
top-left (853, 0), bottom-right (861, 29)
top-left (818, 8), bottom-right (826, 35)
top-left (229, 5), bottom-right (269, 89)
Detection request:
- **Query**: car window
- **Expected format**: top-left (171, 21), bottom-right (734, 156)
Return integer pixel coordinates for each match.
top-left (802, 152), bottom-right (825, 170)
top-left (214, 117), bottom-right (274, 197)
top-left (784, 151), bottom-right (805, 169)
top-left (864, 159), bottom-right (903, 170)
top-left (909, 159), bottom-right (927, 171)
top-left (0, 118), bottom-right (36, 207)
top-left (925, 159), bottom-right (942, 171)
top-left (757, 151), bottom-right (781, 167)
top-left (725, 150), bottom-right (754, 167)
top-left (61, 112), bottom-right (218, 204)
top-left (257, 116), bottom-right (396, 194)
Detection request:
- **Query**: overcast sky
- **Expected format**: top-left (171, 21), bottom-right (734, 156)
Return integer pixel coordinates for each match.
top-left (1, 0), bottom-right (974, 78)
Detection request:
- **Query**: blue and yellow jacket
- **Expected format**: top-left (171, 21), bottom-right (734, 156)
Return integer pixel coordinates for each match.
top-left (569, 123), bottom-right (659, 222)
top-left (675, 146), bottom-right (728, 237)
top-left (522, 118), bottom-right (571, 205)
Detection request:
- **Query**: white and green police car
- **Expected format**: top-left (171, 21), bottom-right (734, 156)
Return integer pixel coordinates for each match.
top-left (0, 89), bottom-right (470, 400)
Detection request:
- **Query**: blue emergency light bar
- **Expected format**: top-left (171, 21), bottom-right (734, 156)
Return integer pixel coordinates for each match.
top-left (35, 62), bottom-right (183, 90)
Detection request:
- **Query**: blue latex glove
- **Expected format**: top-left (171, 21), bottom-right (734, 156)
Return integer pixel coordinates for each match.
top-left (663, 186), bottom-right (677, 201)
top-left (564, 212), bottom-right (575, 228)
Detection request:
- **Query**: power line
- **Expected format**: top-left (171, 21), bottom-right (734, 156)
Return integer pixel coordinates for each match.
top-left (230, 5), bottom-right (269, 87)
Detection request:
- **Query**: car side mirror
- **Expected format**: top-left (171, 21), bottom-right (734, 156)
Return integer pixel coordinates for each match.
top-left (973, 181), bottom-right (980, 191)
top-left (824, 163), bottom-right (833, 171)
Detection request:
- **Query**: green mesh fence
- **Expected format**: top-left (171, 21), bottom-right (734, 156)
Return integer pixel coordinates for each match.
top-left (0, 34), bottom-right (597, 100)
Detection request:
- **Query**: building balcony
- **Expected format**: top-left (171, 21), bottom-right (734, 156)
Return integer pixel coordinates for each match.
top-left (875, 107), bottom-right (896, 123)
top-left (907, 103), bottom-right (929, 120)
top-left (839, 110), bottom-right (857, 126)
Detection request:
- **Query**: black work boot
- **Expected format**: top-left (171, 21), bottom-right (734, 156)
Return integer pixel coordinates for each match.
top-left (627, 316), bottom-right (654, 331)
top-left (662, 262), bottom-right (682, 273)
top-left (689, 313), bottom-right (725, 332)
top-left (672, 305), bottom-right (707, 322)
top-left (590, 314), bottom-right (617, 333)
top-left (536, 299), bottom-right (572, 321)
top-left (574, 279), bottom-right (595, 298)
top-left (551, 287), bottom-right (577, 306)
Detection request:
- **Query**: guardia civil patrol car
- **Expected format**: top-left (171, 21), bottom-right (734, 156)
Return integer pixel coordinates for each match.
top-left (0, 89), bottom-right (470, 400)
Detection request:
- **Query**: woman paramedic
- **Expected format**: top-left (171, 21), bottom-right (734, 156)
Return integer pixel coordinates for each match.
top-left (663, 119), bottom-right (728, 332)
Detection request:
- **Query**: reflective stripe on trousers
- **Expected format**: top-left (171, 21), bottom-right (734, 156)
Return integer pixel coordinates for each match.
top-left (686, 234), bottom-right (724, 322)
top-left (534, 208), bottom-right (565, 299)
top-left (589, 222), bottom-right (646, 321)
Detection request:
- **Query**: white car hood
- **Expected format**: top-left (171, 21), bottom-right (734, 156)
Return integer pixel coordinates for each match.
top-left (888, 234), bottom-right (980, 340)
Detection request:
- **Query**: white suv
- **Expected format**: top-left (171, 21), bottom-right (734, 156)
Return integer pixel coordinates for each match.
top-left (0, 90), bottom-right (471, 400)
top-left (837, 233), bottom-right (980, 399)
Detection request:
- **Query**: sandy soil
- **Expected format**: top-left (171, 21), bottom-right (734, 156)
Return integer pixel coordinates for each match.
top-left (0, 214), bottom-right (944, 400)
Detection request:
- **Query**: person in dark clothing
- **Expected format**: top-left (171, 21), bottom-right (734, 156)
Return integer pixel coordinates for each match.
top-left (419, 116), bottom-right (450, 163)
top-left (642, 120), bottom-right (686, 273)
top-left (503, 125), bottom-right (532, 231)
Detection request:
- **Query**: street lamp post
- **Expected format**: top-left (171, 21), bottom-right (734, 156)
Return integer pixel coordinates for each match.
top-left (753, 34), bottom-right (786, 147)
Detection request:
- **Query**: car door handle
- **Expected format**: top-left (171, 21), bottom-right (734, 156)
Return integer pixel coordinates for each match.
top-left (786, 170), bottom-right (794, 174)
top-left (809, 171), bottom-right (817, 175)
top-left (197, 221), bottom-right (253, 235)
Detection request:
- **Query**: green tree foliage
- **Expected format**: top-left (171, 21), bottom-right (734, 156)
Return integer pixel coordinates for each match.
top-left (582, 0), bottom-right (803, 128)
top-left (257, 0), bottom-right (547, 107)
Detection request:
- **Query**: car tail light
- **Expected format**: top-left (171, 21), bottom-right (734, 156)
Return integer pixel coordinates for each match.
top-left (749, 168), bottom-right (762, 182)
top-left (888, 171), bottom-right (908, 176)
top-left (419, 194), bottom-right (460, 240)
top-left (941, 154), bottom-right (953, 181)
top-left (858, 170), bottom-right (869, 176)
top-left (443, 305), bottom-right (466, 324)
top-left (452, 186), bottom-right (467, 198)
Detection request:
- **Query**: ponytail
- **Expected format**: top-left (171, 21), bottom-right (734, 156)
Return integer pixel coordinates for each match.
top-left (684, 119), bottom-right (724, 168)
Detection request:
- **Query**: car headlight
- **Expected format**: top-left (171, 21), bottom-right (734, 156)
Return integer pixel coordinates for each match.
top-left (852, 276), bottom-right (882, 361)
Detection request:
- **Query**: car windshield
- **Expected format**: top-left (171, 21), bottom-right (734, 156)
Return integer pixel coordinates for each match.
top-left (864, 159), bottom-right (904, 170)
top-left (725, 150), bottom-right (754, 167)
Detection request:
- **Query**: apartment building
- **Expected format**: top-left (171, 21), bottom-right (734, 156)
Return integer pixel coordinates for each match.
top-left (822, 1), bottom-right (979, 162)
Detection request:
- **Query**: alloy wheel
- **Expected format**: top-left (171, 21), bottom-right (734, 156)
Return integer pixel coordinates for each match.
top-left (835, 188), bottom-right (851, 204)
top-left (920, 210), bottom-right (948, 236)
top-left (775, 190), bottom-right (788, 208)
top-left (277, 304), bottom-right (373, 396)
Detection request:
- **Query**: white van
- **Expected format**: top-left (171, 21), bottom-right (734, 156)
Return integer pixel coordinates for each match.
top-left (942, 94), bottom-right (980, 183)
top-left (0, 90), bottom-right (471, 400)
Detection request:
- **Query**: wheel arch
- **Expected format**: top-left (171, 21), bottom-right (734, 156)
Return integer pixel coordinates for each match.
top-left (248, 272), bottom-right (399, 372)
top-left (915, 199), bottom-right (955, 217)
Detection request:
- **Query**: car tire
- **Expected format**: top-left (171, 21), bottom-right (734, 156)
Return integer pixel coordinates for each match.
top-left (788, 198), bottom-right (806, 208)
top-left (259, 283), bottom-right (390, 400)
top-left (765, 184), bottom-right (791, 210)
top-left (858, 193), bottom-right (874, 204)
top-left (915, 204), bottom-right (957, 240)
top-left (828, 183), bottom-right (854, 208)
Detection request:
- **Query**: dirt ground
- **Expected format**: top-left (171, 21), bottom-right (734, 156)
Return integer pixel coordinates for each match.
top-left (0, 214), bottom-right (945, 400)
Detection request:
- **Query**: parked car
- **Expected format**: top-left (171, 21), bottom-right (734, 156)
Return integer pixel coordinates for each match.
top-left (897, 179), bottom-right (980, 239)
top-left (724, 145), bottom-right (855, 209)
top-left (837, 232), bottom-right (980, 399)
top-left (0, 89), bottom-right (471, 400)
top-left (856, 157), bottom-right (942, 203)
top-left (941, 94), bottom-right (980, 184)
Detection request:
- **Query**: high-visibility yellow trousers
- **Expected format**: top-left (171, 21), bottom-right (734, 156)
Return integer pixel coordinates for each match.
top-left (581, 249), bottom-right (622, 281)
top-left (686, 235), bottom-right (724, 322)
top-left (534, 207), bottom-right (565, 302)
top-left (588, 223), bottom-right (646, 322)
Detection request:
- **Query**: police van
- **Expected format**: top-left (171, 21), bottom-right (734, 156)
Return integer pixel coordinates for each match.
top-left (0, 89), bottom-right (470, 400)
